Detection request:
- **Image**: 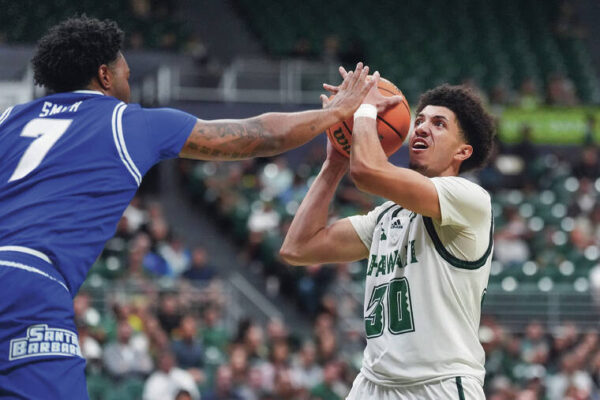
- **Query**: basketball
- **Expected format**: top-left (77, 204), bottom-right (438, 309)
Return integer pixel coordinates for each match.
top-left (326, 77), bottom-right (411, 157)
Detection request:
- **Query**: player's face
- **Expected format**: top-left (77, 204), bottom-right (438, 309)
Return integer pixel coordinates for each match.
top-left (109, 53), bottom-right (131, 103)
top-left (408, 105), bottom-right (470, 177)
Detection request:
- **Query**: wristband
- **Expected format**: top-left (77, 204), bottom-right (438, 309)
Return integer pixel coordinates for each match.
top-left (353, 104), bottom-right (377, 121)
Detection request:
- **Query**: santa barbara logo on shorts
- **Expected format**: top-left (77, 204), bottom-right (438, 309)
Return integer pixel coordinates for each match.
top-left (9, 324), bottom-right (82, 360)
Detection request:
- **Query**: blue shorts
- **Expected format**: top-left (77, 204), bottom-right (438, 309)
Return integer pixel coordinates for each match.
top-left (0, 249), bottom-right (88, 399)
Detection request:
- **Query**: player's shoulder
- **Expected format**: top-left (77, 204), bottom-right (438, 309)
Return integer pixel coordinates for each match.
top-left (367, 200), bottom-right (398, 221)
top-left (432, 176), bottom-right (490, 199)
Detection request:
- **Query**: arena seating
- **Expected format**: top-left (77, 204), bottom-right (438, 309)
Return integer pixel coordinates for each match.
top-left (0, 0), bottom-right (190, 50)
top-left (233, 0), bottom-right (600, 103)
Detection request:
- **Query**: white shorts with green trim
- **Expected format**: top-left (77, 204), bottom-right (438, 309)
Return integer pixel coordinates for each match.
top-left (346, 372), bottom-right (485, 400)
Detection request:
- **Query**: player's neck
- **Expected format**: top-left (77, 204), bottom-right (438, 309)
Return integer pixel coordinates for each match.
top-left (84, 81), bottom-right (109, 96)
top-left (431, 163), bottom-right (461, 178)
top-left (438, 168), bottom-right (459, 177)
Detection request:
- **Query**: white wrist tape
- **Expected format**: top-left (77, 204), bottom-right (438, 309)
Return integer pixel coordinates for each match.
top-left (353, 104), bottom-right (378, 121)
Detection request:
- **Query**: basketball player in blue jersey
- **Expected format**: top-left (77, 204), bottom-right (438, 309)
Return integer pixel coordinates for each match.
top-left (0, 16), bottom-right (401, 399)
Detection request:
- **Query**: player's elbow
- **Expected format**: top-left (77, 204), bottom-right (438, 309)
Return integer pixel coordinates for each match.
top-left (279, 245), bottom-right (306, 266)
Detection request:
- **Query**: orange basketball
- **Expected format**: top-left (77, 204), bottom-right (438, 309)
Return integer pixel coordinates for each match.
top-left (326, 77), bottom-right (411, 157)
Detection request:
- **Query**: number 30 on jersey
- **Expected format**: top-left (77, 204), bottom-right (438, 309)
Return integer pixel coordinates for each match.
top-left (365, 277), bottom-right (415, 338)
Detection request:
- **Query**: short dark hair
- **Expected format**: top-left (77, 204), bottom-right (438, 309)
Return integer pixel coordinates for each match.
top-left (32, 16), bottom-right (124, 93)
top-left (416, 84), bottom-right (496, 173)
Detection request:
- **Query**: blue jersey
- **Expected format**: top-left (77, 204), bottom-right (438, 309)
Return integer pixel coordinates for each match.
top-left (0, 90), bottom-right (197, 296)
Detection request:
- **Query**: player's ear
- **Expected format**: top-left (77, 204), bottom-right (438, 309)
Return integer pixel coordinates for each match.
top-left (454, 143), bottom-right (473, 161)
top-left (97, 64), bottom-right (112, 90)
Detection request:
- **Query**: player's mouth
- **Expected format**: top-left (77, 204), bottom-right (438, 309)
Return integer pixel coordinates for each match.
top-left (410, 138), bottom-right (429, 153)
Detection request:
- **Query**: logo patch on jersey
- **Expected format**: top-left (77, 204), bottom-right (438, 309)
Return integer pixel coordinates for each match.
top-left (380, 225), bottom-right (387, 241)
top-left (391, 219), bottom-right (403, 229)
top-left (9, 324), bottom-right (82, 361)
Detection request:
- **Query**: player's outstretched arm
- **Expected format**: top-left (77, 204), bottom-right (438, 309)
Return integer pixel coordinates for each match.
top-left (349, 72), bottom-right (442, 219)
top-left (280, 141), bottom-right (369, 266)
top-left (179, 63), bottom-right (375, 161)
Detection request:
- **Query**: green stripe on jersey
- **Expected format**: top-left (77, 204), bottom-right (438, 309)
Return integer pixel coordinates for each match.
top-left (376, 204), bottom-right (398, 224)
top-left (456, 377), bottom-right (465, 400)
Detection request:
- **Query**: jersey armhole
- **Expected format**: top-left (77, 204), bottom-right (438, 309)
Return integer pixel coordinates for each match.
top-left (422, 214), bottom-right (494, 270)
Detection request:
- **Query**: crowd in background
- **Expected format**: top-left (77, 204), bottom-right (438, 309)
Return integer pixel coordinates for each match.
top-left (79, 194), bottom-right (361, 400)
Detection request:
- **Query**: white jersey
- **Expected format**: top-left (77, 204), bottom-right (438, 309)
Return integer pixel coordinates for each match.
top-left (349, 176), bottom-right (493, 387)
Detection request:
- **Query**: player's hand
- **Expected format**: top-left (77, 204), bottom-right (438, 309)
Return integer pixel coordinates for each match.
top-left (363, 71), bottom-right (404, 113)
top-left (321, 62), bottom-right (376, 121)
top-left (325, 139), bottom-right (349, 168)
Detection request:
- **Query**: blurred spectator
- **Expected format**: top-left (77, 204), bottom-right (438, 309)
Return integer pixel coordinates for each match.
top-left (316, 330), bottom-right (338, 365)
top-left (248, 201), bottom-right (281, 234)
top-left (240, 322), bottom-right (266, 362)
top-left (202, 365), bottom-right (244, 400)
top-left (171, 315), bottom-right (205, 384)
top-left (273, 368), bottom-right (299, 399)
top-left (521, 321), bottom-right (549, 364)
top-left (546, 353), bottom-right (593, 400)
top-left (229, 344), bottom-right (251, 388)
top-left (143, 351), bottom-right (200, 400)
top-left (489, 82), bottom-right (513, 112)
top-left (266, 318), bottom-right (289, 342)
top-left (494, 207), bottom-right (531, 266)
top-left (103, 320), bottom-right (153, 380)
top-left (175, 390), bottom-right (193, 400)
top-left (201, 306), bottom-right (229, 353)
top-left (310, 361), bottom-right (347, 400)
top-left (78, 323), bottom-right (103, 365)
top-left (183, 246), bottom-right (216, 283)
top-left (159, 235), bottom-right (191, 277)
top-left (124, 196), bottom-right (148, 232)
top-left (572, 146), bottom-right (600, 180)
top-left (547, 73), bottom-right (579, 106)
top-left (259, 339), bottom-right (293, 391)
top-left (518, 78), bottom-right (542, 110)
top-left (279, 172), bottom-right (308, 205)
top-left (184, 34), bottom-right (209, 65)
top-left (291, 341), bottom-right (323, 389)
top-left (158, 294), bottom-right (183, 334)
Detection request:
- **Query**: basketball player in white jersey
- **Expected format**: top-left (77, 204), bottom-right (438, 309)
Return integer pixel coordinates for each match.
top-left (281, 70), bottom-right (496, 399)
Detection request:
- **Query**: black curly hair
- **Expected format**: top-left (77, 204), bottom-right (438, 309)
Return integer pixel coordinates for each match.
top-left (31, 16), bottom-right (124, 93)
top-left (416, 84), bottom-right (496, 173)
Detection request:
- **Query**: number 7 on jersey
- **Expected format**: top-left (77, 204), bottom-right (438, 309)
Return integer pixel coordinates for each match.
top-left (8, 118), bottom-right (72, 182)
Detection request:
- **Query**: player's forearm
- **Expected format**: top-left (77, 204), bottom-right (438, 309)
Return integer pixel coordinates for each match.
top-left (350, 117), bottom-right (389, 188)
top-left (180, 109), bottom-right (342, 160)
top-left (280, 161), bottom-right (346, 265)
top-left (350, 117), bottom-right (441, 218)
top-left (256, 110), bottom-right (345, 156)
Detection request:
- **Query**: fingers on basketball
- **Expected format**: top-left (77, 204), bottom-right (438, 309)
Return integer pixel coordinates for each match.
top-left (326, 77), bottom-right (412, 158)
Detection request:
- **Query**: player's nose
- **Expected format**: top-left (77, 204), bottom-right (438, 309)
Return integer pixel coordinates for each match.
top-left (414, 125), bottom-right (431, 137)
